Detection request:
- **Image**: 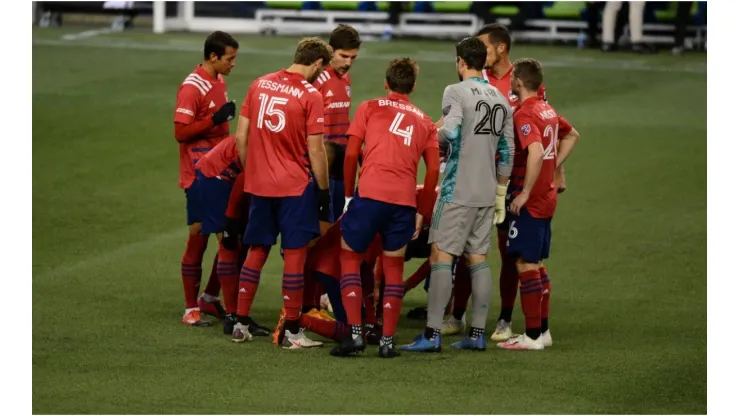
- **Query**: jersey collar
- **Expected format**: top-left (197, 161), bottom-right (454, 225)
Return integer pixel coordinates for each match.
top-left (195, 64), bottom-right (218, 82)
top-left (387, 92), bottom-right (410, 102)
top-left (468, 76), bottom-right (489, 84)
top-left (279, 68), bottom-right (305, 81)
top-left (488, 64), bottom-right (513, 80)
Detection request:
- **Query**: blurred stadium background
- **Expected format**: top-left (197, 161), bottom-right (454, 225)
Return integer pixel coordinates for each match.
top-left (32, 1), bottom-right (707, 414)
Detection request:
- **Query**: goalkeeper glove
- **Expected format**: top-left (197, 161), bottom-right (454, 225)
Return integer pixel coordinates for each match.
top-left (493, 183), bottom-right (508, 225)
top-left (212, 101), bottom-right (236, 125)
top-left (344, 196), bottom-right (353, 213)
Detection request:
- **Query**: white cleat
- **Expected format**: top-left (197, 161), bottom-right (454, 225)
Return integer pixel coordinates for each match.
top-left (490, 319), bottom-right (516, 342)
top-left (440, 314), bottom-right (466, 336)
top-left (281, 328), bottom-right (324, 349)
top-left (496, 334), bottom-right (545, 351)
top-left (231, 323), bottom-right (253, 343)
top-left (541, 330), bottom-right (553, 347)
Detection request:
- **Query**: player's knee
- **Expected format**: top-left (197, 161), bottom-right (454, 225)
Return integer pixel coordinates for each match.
top-left (188, 222), bottom-right (202, 236)
top-left (431, 245), bottom-right (454, 264)
top-left (515, 257), bottom-right (540, 273)
top-left (383, 247), bottom-right (406, 258)
top-left (464, 253), bottom-right (487, 267)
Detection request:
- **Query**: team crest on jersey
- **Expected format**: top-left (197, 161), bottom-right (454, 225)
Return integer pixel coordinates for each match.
top-left (520, 124), bottom-right (531, 136)
top-left (509, 91), bottom-right (518, 102)
top-left (345, 86), bottom-right (352, 98)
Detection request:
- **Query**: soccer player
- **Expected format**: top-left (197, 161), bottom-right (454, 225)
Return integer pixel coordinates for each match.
top-left (401, 37), bottom-right (514, 353)
top-left (232, 37), bottom-right (333, 349)
top-left (173, 31), bottom-right (239, 326)
top-left (193, 136), bottom-right (270, 337)
top-left (497, 58), bottom-right (578, 350)
top-left (313, 24), bottom-right (361, 221)
top-left (331, 58), bottom-right (441, 358)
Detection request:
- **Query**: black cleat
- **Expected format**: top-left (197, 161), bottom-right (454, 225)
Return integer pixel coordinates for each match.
top-left (364, 324), bottom-right (382, 345)
top-left (379, 342), bottom-right (401, 358)
top-left (223, 314), bottom-right (238, 335)
top-left (246, 317), bottom-right (271, 337)
top-left (330, 335), bottom-right (366, 357)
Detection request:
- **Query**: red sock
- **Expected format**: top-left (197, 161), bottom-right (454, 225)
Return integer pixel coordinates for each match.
top-left (181, 233), bottom-right (208, 309)
top-left (203, 253), bottom-right (221, 297)
top-left (361, 262), bottom-right (378, 325)
top-left (404, 260), bottom-right (431, 293)
top-left (299, 314), bottom-right (350, 341)
top-left (340, 248), bottom-right (364, 327)
top-left (282, 247), bottom-right (307, 321)
top-left (381, 255), bottom-right (404, 338)
top-left (217, 243), bottom-right (240, 315)
top-left (540, 266), bottom-right (551, 322)
top-left (237, 245), bottom-right (269, 317)
top-left (518, 269), bottom-right (543, 330)
top-left (453, 260), bottom-right (471, 310)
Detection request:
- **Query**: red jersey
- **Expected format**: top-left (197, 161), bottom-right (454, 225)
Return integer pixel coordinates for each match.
top-left (195, 135), bottom-right (242, 181)
top-left (240, 69), bottom-right (325, 197)
top-left (346, 93), bottom-right (439, 208)
top-left (483, 66), bottom-right (548, 108)
top-left (307, 221), bottom-right (382, 279)
top-left (313, 67), bottom-right (352, 146)
top-left (174, 65), bottom-right (230, 189)
top-left (510, 96), bottom-right (563, 219)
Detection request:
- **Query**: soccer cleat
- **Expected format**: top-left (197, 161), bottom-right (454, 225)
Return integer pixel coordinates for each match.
top-left (541, 330), bottom-right (553, 348)
top-left (182, 309), bottom-right (212, 327)
top-left (440, 316), bottom-right (466, 336)
top-left (317, 309), bottom-right (334, 321)
top-left (245, 317), bottom-right (270, 337)
top-left (281, 328), bottom-right (324, 350)
top-left (496, 334), bottom-right (545, 351)
top-left (198, 296), bottom-right (226, 320)
top-left (490, 319), bottom-right (516, 342)
top-left (320, 293), bottom-right (333, 313)
top-left (231, 322), bottom-right (253, 343)
top-left (223, 314), bottom-right (238, 335)
top-left (272, 309), bottom-right (287, 345)
top-left (306, 308), bottom-right (334, 323)
top-left (364, 324), bottom-right (382, 345)
top-left (330, 335), bottom-right (366, 357)
top-left (451, 336), bottom-right (486, 351)
top-left (379, 340), bottom-right (401, 358)
top-left (399, 333), bottom-right (442, 353)
top-left (406, 306), bottom-right (427, 320)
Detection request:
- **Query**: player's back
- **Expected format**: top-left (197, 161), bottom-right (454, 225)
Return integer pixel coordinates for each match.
top-left (442, 78), bottom-right (513, 207)
top-left (355, 93), bottom-right (437, 208)
top-left (195, 135), bottom-right (241, 180)
top-left (314, 67), bottom-right (352, 145)
top-left (512, 97), bottom-right (559, 218)
top-left (241, 69), bottom-right (324, 197)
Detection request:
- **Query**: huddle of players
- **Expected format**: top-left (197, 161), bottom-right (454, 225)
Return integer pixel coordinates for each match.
top-left (172, 23), bottom-right (579, 357)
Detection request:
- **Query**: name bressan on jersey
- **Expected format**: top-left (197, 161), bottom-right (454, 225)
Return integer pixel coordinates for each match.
top-left (327, 101), bottom-right (351, 109)
top-left (377, 99), bottom-right (424, 118)
top-left (257, 80), bottom-right (305, 98)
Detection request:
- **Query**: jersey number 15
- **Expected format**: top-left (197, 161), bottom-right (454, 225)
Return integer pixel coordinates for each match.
top-left (257, 93), bottom-right (288, 133)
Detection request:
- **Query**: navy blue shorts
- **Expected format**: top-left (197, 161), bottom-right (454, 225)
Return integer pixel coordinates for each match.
top-left (329, 177), bottom-right (345, 223)
top-left (195, 170), bottom-right (234, 235)
top-left (314, 272), bottom-right (347, 324)
top-left (506, 207), bottom-right (552, 263)
top-left (185, 179), bottom-right (203, 226)
top-left (341, 196), bottom-right (417, 253)
top-left (243, 183), bottom-right (320, 249)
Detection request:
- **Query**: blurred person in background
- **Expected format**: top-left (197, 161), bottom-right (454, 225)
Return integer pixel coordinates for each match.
top-left (601, 1), bottom-right (656, 53)
top-left (672, 1), bottom-right (695, 55)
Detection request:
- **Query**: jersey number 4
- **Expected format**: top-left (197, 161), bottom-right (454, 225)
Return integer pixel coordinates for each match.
top-left (389, 112), bottom-right (414, 146)
top-left (257, 93), bottom-right (288, 133)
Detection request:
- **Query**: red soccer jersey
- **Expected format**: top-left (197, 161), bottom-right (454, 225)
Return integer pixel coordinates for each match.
top-left (308, 221), bottom-right (382, 279)
top-left (240, 69), bottom-right (325, 197)
top-left (346, 93), bottom-right (439, 208)
top-left (416, 184), bottom-right (440, 225)
top-left (174, 65), bottom-right (230, 189)
top-left (511, 96), bottom-right (561, 219)
top-left (483, 65), bottom-right (518, 107)
top-left (195, 135), bottom-right (242, 181)
top-left (313, 67), bottom-right (352, 146)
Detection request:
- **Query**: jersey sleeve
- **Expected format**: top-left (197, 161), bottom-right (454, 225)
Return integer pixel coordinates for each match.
top-left (557, 114), bottom-right (573, 138)
top-left (346, 101), bottom-right (370, 140)
top-left (438, 85), bottom-right (463, 143)
top-left (513, 111), bottom-right (543, 150)
top-left (174, 84), bottom-right (201, 124)
top-left (426, 119), bottom-right (440, 150)
top-left (305, 91), bottom-right (325, 136)
top-left (496, 104), bottom-right (515, 178)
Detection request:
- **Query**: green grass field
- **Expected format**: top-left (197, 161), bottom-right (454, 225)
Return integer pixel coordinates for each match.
top-left (32, 27), bottom-right (707, 414)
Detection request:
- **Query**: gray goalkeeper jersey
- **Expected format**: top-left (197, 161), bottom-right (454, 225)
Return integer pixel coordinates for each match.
top-left (437, 77), bottom-right (514, 207)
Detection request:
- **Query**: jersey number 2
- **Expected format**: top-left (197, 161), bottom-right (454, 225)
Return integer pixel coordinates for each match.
top-left (257, 93), bottom-right (288, 133)
top-left (389, 112), bottom-right (414, 146)
top-left (542, 124), bottom-right (559, 160)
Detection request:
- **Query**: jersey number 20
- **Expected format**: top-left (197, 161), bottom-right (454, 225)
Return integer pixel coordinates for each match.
top-left (389, 112), bottom-right (414, 146)
top-left (474, 101), bottom-right (507, 136)
top-left (257, 93), bottom-right (288, 133)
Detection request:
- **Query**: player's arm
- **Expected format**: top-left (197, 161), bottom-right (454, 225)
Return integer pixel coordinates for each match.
top-left (235, 85), bottom-right (255, 169)
top-left (343, 101), bottom-right (370, 202)
top-left (222, 172), bottom-right (246, 250)
top-left (510, 116), bottom-right (544, 216)
top-left (437, 86), bottom-right (463, 145)
top-left (174, 85), bottom-right (235, 143)
top-left (555, 115), bottom-right (579, 169)
top-left (419, 124), bottom-right (441, 220)
top-left (497, 104), bottom-right (515, 182)
top-left (307, 134), bottom-right (329, 190)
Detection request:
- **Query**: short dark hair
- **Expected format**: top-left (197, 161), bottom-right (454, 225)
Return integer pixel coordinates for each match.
top-left (203, 31), bottom-right (239, 60)
top-left (456, 37), bottom-right (487, 71)
top-left (385, 57), bottom-right (419, 94)
top-left (512, 58), bottom-right (544, 92)
top-left (329, 24), bottom-right (362, 50)
top-left (293, 37), bottom-right (333, 66)
top-left (476, 23), bottom-right (511, 52)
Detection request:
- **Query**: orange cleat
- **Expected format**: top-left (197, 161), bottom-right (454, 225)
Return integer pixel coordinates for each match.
top-left (197, 296), bottom-right (226, 320)
top-left (181, 309), bottom-right (212, 327)
top-left (272, 308), bottom-right (286, 345)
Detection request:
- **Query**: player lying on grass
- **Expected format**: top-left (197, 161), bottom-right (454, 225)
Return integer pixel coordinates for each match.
top-left (193, 135), bottom-right (271, 337)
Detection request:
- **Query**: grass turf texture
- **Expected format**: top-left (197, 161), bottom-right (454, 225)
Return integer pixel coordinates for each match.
top-left (33, 28), bottom-right (707, 414)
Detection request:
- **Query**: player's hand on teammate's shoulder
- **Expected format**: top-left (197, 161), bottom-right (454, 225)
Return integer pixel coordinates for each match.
top-left (509, 191), bottom-right (529, 216)
top-left (212, 101), bottom-right (236, 125)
